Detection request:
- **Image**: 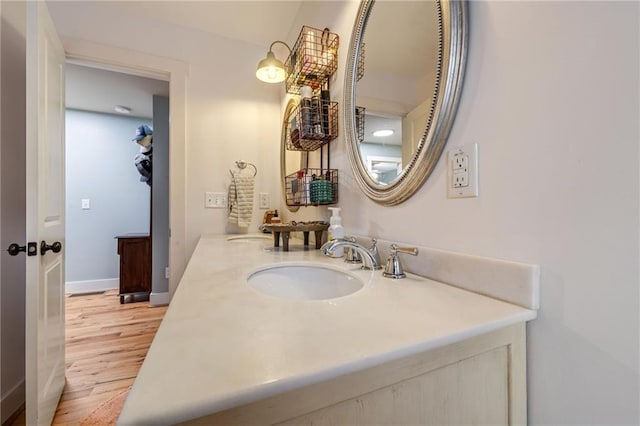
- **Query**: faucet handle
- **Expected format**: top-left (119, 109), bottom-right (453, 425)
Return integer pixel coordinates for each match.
top-left (344, 246), bottom-right (362, 264)
top-left (394, 246), bottom-right (418, 256)
top-left (383, 244), bottom-right (419, 279)
top-left (343, 237), bottom-right (361, 263)
top-left (364, 238), bottom-right (382, 270)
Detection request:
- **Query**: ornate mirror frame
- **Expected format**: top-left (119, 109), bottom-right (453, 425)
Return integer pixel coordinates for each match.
top-left (344, 0), bottom-right (468, 205)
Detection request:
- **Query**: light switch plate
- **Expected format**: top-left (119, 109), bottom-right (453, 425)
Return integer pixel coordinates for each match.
top-left (81, 199), bottom-right (91, 209)
top-left (447, 144), bottom-right (479, 198)
top-left (205, 192), bottom-right (227, 208)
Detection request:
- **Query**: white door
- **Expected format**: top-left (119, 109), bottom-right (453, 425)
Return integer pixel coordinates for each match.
top-left (25, 2), bottom-right (66, 424)
top-left (401, 97), bottom-right (433, 167)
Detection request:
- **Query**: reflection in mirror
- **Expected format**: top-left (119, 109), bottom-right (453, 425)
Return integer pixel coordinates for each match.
top-left (344, 0), bottom-right (467, 205)
top-left (357, 1), bottom-right (439, 186)
top-left (360, 113), bottom-right (402, 185)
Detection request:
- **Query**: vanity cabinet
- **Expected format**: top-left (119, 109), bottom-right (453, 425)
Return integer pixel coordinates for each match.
top-left (184, 324), bottom-right (526, 425)
top-left (115, 234), bottom-right (151, 303)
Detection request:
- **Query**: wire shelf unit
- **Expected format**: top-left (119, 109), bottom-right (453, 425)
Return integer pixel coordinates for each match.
top-left (357, 42), bottom-right (365, 81)
top-left (355, 106), bottom-right (365, 143)
top-left (285, 168), bottom-right (338, 206)
top-left (286, 99), bottom-right (338, 151)
top-left (284, 26), bottom-right (339, 95)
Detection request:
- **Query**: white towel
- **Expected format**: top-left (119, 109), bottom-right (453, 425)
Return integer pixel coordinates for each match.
top-left (228, 173), bottom-right (255, 228)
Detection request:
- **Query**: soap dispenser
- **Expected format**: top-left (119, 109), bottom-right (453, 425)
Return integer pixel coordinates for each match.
top-left (327, 207), bottom-right (344, 257)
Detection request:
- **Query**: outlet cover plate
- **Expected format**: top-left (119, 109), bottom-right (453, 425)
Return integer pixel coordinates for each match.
top-left (447, 144), bottom-right (479, 198)
top-left (259, 192), bottom-right (269, 209)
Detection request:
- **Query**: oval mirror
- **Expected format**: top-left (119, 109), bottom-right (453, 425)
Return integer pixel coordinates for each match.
top-left (281, 98), bottom-right (308, 212)
top-left (344, 0), bottom-right (467, 205)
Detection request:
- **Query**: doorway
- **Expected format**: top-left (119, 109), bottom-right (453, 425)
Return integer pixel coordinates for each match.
top-left (0, 5), bottom-right (189, 420)
top-left (64, 40), bottom-right (190, 298)
top-left (64, 63), bottom-right (169, 302)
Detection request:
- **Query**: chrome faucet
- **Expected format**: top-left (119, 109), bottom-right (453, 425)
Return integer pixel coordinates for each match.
top-left (321, 237), bottom-right (382, 270)
top-left (383, 244), bottom-right (419, 279)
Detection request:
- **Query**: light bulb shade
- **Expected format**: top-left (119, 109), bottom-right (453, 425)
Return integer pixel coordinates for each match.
top-left (256, 51), bottom-right (286, 83)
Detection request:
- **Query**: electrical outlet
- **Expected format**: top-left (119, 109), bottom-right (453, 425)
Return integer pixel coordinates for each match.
top-left (447, 144), bottom-right (478, 198)
top-left (259, 192), bottom-right (269, 209)
top-left (81, 199), bottom-right (91, 209)
top-left (165, 267), bottom-right (170, 279)
top-left (205, 192), bottom-right (227, 208)
top-left (453, 155), bottom-right (467, 172)
top-left (453, 171), bottom-right (468, 188)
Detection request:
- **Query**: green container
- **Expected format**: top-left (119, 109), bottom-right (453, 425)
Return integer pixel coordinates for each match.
top-left (310, 180), bottom-right (333, 204)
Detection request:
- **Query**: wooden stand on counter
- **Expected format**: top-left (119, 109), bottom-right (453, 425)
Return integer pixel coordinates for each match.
top-left (262, 223), bottom-right (329, 251)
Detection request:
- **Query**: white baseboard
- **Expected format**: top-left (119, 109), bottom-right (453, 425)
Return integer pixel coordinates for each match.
top-left (149, 292), bottom-right (170, 306)
top-left (1, 379), bottom-right (25, 424)
top-left (65, 278), bottom-right (118, 294)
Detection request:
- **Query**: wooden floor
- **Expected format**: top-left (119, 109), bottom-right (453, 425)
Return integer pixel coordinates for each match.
top-left (10, 290), bottom-right (167, 425)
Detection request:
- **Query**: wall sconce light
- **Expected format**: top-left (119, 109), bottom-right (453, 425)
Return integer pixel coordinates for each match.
top-left (256, 41), bottom-right (292, 83)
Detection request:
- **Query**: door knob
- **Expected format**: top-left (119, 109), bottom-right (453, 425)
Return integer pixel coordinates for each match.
top-left (7, 242), bottom-right (38, 256)
top-left (40, 241), bottom-right (62, 255)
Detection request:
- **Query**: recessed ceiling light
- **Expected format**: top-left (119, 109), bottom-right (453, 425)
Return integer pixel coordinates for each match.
top-left (114, 105), bottom-right (131, 114)
top-left (372, 129), bottom-right (394, 137)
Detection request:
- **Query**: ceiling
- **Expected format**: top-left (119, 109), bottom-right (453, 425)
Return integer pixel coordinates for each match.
top-left (363, 114), bottom-right (402, 146)
top-left (363, 1), bottom-right (438, 79)
top-left (55, 1), bottom-right (304, 118)
top-left (66, 63), bottom-right (169, 119)
top-left (85, 1), bottom-right (304, 47)
top-left (58, 0), bottom-right (427, 134)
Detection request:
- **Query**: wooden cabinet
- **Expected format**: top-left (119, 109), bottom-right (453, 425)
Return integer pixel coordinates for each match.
top-left (116, 234), bottom-right (151, 304)
top-left (184, 324), bottom-right (526, 425)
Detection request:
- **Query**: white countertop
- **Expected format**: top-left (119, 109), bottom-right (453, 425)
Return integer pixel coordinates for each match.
top-left (118, 234), bottom-right (537, 425)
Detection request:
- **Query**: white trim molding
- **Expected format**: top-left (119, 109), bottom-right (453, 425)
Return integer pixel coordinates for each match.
top-left (62, 37), bottom-right (190, 301)
top-left (150, 292), bottom-right (170, 307)
top-left (1, 379), bottom-right (25, 424)
top-left (65, 278), bottom-right (118, 295)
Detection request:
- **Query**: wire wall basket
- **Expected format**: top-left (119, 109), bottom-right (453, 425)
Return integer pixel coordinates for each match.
top-left (285, 26), bottom-right (339, 95)
top-left (355, 106), bottom-right (365, 143)
top-left (286, 98), bottom-right (338, 151)
top-left (357, 42), bottom-right (365, 81)
top-left (285, 168), bottom-right (338, 206)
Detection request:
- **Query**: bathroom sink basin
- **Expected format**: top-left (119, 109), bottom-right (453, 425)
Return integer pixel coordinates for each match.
top-left (247, 263), bottom-right (365, 300)
top-left (227, 234), bottom-right (271, 242)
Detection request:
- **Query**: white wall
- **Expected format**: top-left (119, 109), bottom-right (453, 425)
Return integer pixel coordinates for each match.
top-left (0, 1), bottom-right (26, 422)
top-left (286, 1), bottom-right (639, 424)
top-left (65, 110), bottom-right (152, 286)
top-left (152, 95), bottom-right (170, 297)
top-left (47, 1), bottom-right (283, 258)
top-left (46, 0), bottom-right (639, 423)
